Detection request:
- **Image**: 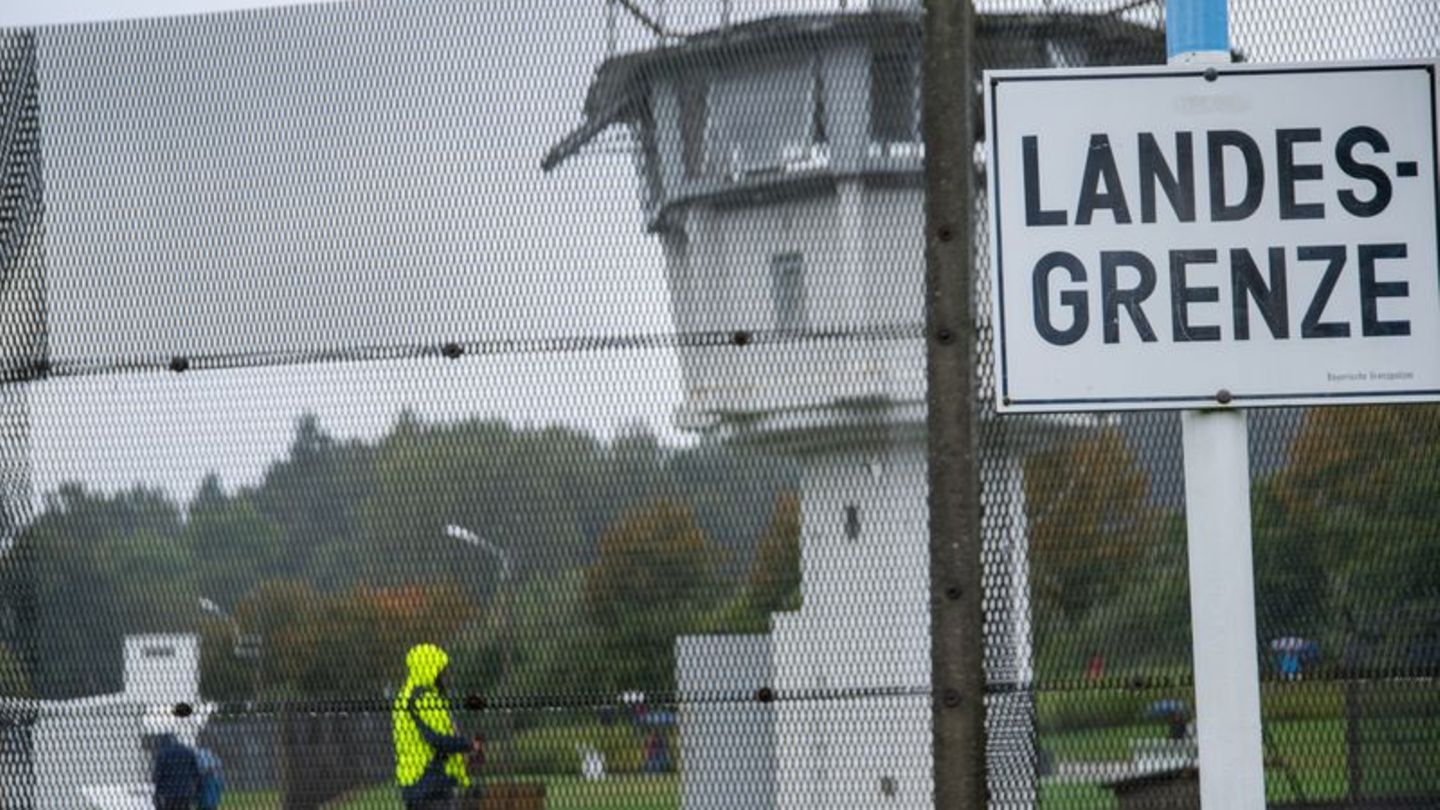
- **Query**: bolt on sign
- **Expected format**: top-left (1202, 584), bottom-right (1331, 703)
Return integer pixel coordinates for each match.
top-left (984, 62), bottom-right (1439, 412)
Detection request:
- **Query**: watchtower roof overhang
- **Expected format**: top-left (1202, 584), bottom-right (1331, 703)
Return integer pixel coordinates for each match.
top-left (542, 10), bottom-right (1167, 172)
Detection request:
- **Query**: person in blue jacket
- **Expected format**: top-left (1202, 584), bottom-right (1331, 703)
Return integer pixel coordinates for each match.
top-left (151, 733), bottom-right (201, 810)
top-left (194, 745), bottom-right (224, 810)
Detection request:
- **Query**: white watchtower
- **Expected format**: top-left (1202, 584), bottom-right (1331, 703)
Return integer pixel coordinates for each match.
top-left (545, 5), bottom-right (1162, 808)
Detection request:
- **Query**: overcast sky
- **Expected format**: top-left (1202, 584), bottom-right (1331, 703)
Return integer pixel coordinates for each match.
top-left (0, 0), bottom-right (1435, 505)
top-left (4, 0), bottom-right (690, 504)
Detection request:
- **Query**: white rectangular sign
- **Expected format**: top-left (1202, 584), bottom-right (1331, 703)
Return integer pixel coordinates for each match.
top-left (985, 62), bottom-right (1439, 412)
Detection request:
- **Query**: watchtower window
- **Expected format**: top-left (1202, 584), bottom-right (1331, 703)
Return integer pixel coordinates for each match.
top-left (810, 54), bottom-right (827, 145)
top-left (708, 60), bottom-right (814, 178)
top-left (870, 49), bottom-right (918, 144)
top-left (678, 74), bottom-right (708, 180)
top-left (770, 252), bottom-right (807, 333)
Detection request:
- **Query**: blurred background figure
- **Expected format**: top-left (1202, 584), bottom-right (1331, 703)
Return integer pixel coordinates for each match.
top-left (194, 745), bottom-right (224, 810)
top-left (151, 733), bottom-right (200, 810)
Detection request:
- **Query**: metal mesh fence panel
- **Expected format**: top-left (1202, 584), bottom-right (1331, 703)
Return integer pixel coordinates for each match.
top-left (2, 5), bottom-right (928, 809)
top-left (0, 1), bottom-right (1435, 809)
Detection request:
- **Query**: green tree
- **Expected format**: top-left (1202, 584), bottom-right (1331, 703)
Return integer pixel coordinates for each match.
top-left (361, 416), bottom-right (591, 597)
top-left (1259, 405), bottom-right (1440, 665)
top-left (1251, 483), bottom-right (1329, 642)
top-left (703, 490), bottom-right (802, 634)
top-left (1033, 513), bottom-right (1192, 679)
top-left (1024, 428), bottom-right (1160, 625)
top-left (745, 491), bottom-right (802, 615)
top-left (0, 485), bottom-right (188, 698)
top-left (233, 579), bottom-right (321, 693)
top-left (252, 415), bottom-right (373, 589)
top-left (297, 583), bottom-right (475, 697)
top-left (583, 499), bottom-right (720, 693)
top-left (449, 568), bottom-right (601, 698)
top-left (6, 412), bottom-right (796, 703)
top-left (198, 615), bottom-right (255, 701)
top-left (188, 476), bottom-right (286, 611)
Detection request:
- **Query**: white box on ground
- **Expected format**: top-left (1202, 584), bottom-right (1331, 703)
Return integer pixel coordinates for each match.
top-left (984, 61), bottom-right (1440, 412)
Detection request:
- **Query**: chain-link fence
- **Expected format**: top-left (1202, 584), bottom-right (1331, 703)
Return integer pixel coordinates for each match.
top-left (0, 1), bottom-right (1436, 808)
top-left (982, 4), bottom-right (1440, 809)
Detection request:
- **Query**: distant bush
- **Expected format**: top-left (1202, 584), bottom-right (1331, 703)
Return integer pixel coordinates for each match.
top-left (485, 721), bottom-right (674, 777)
top-left (1039, 678), bottom-right (1439, 734)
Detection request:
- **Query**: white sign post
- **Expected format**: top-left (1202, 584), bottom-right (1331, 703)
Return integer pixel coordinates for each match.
top-left (984, 57), bottom-right (1439, 809)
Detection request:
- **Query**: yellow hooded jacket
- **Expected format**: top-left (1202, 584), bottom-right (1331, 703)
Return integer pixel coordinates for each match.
top-left (392, 643), bottom-right (471, 792)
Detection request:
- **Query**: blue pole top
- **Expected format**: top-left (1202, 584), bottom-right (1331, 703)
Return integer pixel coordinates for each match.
top-left (1167, 0), bottom-right (1230, 60)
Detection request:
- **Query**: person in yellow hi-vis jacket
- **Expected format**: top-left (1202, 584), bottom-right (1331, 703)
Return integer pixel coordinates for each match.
top-left (393, 643), bottom-right (479, 809)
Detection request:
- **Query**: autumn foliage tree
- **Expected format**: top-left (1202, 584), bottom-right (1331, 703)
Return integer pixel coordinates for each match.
top-left (744, 491), bottom-right (802, 616)
top-left (1024, 428), bottom-right (1160, 625)
top-left (202, 580), bottom-right (475, 700)
top-left (583, 499), bottom-right (720, 693)
top-left (703, 490), bottom-right (802, 634)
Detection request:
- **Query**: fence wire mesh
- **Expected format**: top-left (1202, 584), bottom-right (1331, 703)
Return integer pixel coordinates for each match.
top-left (0, 1), bottom-right (1436, 809)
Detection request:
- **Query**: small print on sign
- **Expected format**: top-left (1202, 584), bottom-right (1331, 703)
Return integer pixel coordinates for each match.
top-left (984, 62), bottom-right (1440, 413)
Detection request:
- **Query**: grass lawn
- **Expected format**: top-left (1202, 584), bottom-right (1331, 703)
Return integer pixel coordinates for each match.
top-left (1039, 783), bottom-right (1117, 809)
top-left (1040, 715), bottom-right (1440, 807)
top-left (1043, 723), bottom-right (1154, 763)
top-left (226, 781), bottom-right (1127, 810)
top-left (332, 776), bottom-right (678, 810)
top-left (214, 790), bottom-right (286, 809)
top-left (213, 705), bottom-right (1438, 810)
